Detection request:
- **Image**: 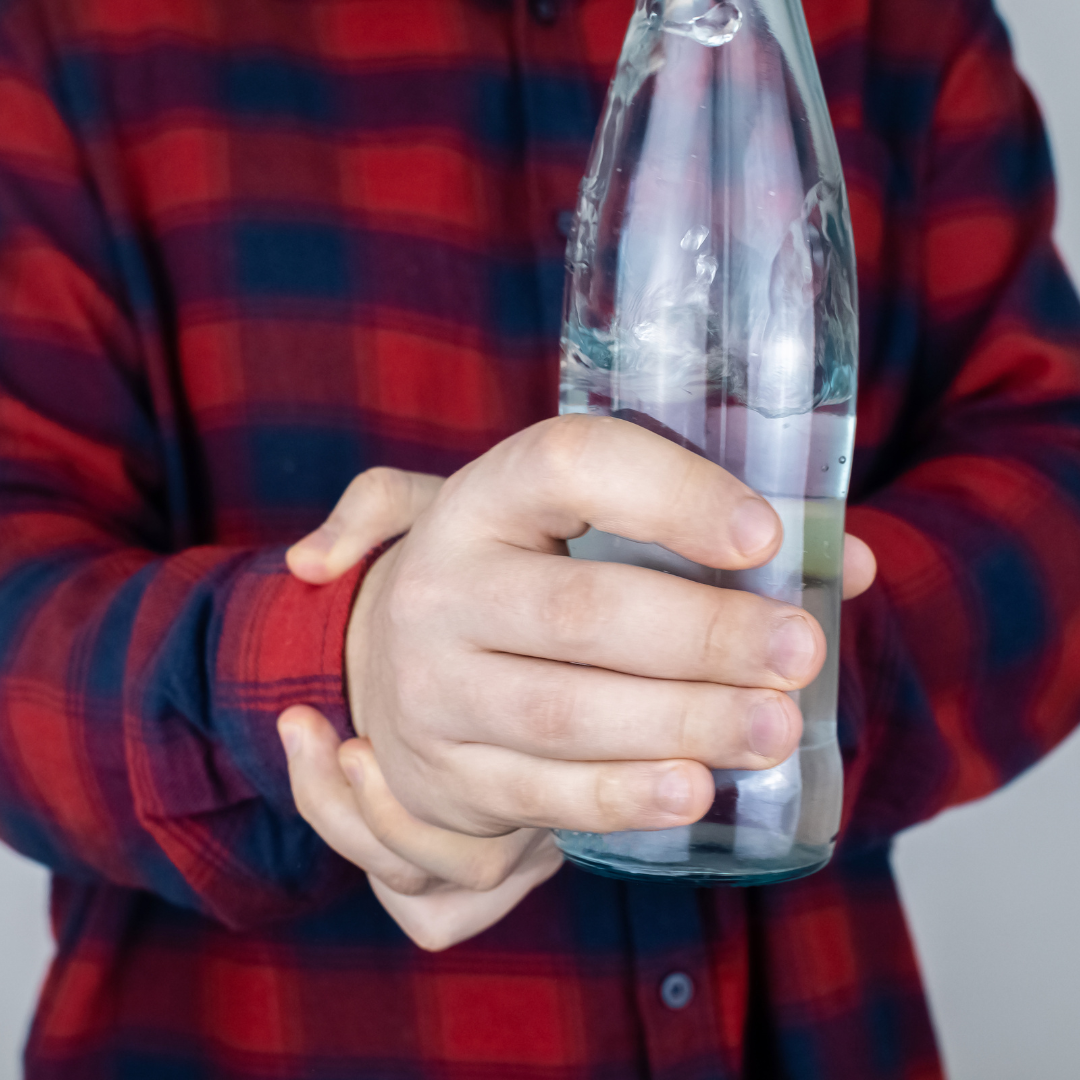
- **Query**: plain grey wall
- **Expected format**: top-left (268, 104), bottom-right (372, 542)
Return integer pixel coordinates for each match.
top-left (2, 1), bottom-right (1080, 1077)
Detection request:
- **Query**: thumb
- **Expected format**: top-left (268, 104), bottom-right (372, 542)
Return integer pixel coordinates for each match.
top-left (287, 467), bottom-right (444, 584)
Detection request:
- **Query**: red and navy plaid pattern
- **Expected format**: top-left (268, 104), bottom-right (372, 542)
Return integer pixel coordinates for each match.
top-left (1, 0), bottom-right (1079, 1076)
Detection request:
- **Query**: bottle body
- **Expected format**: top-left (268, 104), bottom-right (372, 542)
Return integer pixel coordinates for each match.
top-left (556, 0), bottom-right (858, 885)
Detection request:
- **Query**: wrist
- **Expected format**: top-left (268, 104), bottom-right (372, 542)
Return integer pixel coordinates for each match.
top-left (344, 536), bottom-right (404, 737)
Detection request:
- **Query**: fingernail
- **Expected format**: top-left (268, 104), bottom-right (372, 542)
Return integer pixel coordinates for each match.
top-left (768, 616), bottom-right (817, 681)
top-left (655, 767), bottom-right (693, 816)
top-left (749, 699), bottom-right (791, 759)
top-left (280, 724), bottom-right (303, 759)
top-left (732, 498), bottom-right (778, 558)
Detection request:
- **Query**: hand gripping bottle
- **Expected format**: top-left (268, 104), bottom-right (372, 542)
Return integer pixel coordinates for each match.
top-left (557, 0), bottom-right (858, 885)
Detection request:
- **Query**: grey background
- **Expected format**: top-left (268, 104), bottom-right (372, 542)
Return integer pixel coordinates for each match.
top-left (2, 1), bottom-right (1080, 1076)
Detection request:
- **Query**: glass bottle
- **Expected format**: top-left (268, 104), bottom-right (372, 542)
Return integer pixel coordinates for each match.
top-left (556, 0), bottom-right (858, 885)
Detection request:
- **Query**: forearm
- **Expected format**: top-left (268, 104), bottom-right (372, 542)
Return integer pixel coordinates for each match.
top-left (839, 401), bottom-right (1080, 846)
top-left (0, 512), bottom-right (369, 928)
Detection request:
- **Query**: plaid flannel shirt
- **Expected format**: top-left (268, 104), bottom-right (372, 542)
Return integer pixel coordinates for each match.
top-left (1, 0), bottom-right (1079, 1077)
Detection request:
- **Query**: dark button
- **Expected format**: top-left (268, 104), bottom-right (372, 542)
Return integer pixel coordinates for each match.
top-left (659, 971), bottom-right (694, 1010)
top-left (530, 0), bottom-right (559, 25)
top-left (556, 209), bottom-right (575, 239)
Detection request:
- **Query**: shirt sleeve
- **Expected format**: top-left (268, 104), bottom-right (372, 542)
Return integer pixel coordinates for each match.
top-left (839, 0), bottom-right (1080, 848)
top-left (0, 11), bottom-right (368, 929)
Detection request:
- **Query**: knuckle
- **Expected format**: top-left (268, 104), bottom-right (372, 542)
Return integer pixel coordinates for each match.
top-left (516, 666), bottom-right (580, 750)
top-left (667, 455), bottom-right (707, 524)
top-left (592, 767), bottom-right (634, 831)
top-left (678, 687), bottom-right (748, 766)
top-left (379, 864), bottom-right (435, 896)
top-left (428, 749), bottom-right (533, 836)
top-left (701, 591), bottom-right (763, 675)
top-left (468, 770), bottom-right (540, 833)
top-left (433, 463), bottom-right (469, 507)
top-left (536, 563), bottom-right (608, 649)
top-left (671, 694), bottom-right (697, 760)
top-left (448, 791), bottom-right (520, 837)
top-left (356, 466), bottom-right (407, 513)
top-left (699, 596), bottom-right (730, 672)
top-left (359, 804), bottom-right (396, 847)
top-left (529, 414), bottom-right (597, 485)
top-left (459, 850), bottom-right (514, 893)
top-left (400, 758), bottom-right (474, 830)
top-left (382, 754), bottom-right (440, 818)
top-left (386, 868), bottom-right (432, 894)
top-left (385, 563), bottom-right (444, 627)
top-left (391, 689), bottom-right (444, 754)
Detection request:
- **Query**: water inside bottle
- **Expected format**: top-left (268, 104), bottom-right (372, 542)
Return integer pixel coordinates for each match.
top-left (555, 495), bottom-right (845, 885)
top-left (557, 325), bottom-right (854, 884)
top-left (562, 176), bottom-right (858, 423)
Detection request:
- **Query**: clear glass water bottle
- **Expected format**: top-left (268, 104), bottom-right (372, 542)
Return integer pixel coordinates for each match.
top-left (556, 0), bottom-right (858, 886)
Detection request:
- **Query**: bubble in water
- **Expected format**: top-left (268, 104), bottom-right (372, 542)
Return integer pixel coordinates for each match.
top-left (663, 1), bottom-right (742, 48)
top-left (839, 456), bottom-right (847, 464)
top-left (681, 225), bottom-right (710, 251)
top-left (821, 465), bottom-right (829, 472)
top-left (690, 2), bottom-right (743, 46)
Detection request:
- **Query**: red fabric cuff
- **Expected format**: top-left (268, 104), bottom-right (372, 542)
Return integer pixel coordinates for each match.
top-left (239, 561), bottom-right (365, 741)
top-left (217, 540), bottom-right (397, 754)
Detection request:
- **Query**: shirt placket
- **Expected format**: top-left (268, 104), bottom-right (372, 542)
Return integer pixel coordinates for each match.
top-left (510, 0), bottom-right (598, 350)
top-left (623, 884), bottom-right (736, 1079)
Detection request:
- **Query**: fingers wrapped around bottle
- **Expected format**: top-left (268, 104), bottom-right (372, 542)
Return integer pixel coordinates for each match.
top-left (347, 416), bottom-right (835, 839)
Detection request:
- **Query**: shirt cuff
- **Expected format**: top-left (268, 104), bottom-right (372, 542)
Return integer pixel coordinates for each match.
top-left (215, 541), bottom-right (392, 810)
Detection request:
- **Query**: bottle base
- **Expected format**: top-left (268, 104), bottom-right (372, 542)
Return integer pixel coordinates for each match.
top-left (559, 847), bottom-right (831, 888)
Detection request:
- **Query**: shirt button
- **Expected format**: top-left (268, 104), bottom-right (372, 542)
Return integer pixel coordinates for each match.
top-left (659, 971), bottom-right (695, 1010)
top-left (556, 209), bottom-right (575, 238)
top-left (529, 0), bottom-right (559, 25)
